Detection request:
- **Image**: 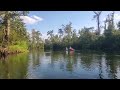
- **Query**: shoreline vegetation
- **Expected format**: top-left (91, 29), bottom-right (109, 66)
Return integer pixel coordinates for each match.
top-left (0, 45), bottom-right (29, 57)
top-left (0, 11), bottom-right (29, 57)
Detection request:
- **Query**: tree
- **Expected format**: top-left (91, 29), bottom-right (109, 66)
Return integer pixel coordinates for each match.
top-left (93, 11), bottom-right (102, 35)
top-left (58, 28), bottom-right (63, 37)
top-left (47, 30), bottom-right (54, 41)
top-left (62, 22), bottom-right (72, 47)
top-left (31, 29), bottom-right (43, 49)
top-left (31, 29), bottom-right (36, 48)
top-left (79, 27), bottom-right (95, 49)
top-left (111, 11), bottom-right (115, 29)
top-left (35, 31), bottom-right (43, 49)
top-left (10, 18), bottom-right (28, 44)
top-left (104, 13), bottom-right (114, 37)
top-left (0, 11), bottom-right (29, 47)
top-left (58, 28), bottom-right (64, 40)
top-left (104, 18), bottom-right (108, 30)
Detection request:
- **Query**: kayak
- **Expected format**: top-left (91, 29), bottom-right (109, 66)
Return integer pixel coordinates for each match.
top-left (69, 48), bottom-right (74, 51)
top-left (66, 47), bottom-right (75, 51)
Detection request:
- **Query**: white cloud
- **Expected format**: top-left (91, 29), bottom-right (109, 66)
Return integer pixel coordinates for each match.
top-left (20, 15), bottom-right (43, 25)
top-left (33, 15), bottom-right (43, 21)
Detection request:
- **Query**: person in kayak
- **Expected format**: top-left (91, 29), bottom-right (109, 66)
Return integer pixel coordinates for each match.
top-left (66, 47), bottom-right (68, 51)
top-left (69, 46), bottom-right (74, 51)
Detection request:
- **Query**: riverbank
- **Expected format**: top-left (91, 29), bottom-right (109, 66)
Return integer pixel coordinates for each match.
top-left (0, 45), bottom-right (29, 57)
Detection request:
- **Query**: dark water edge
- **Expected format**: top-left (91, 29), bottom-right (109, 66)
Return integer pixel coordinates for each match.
top-left (0, 50), bottom-right (120, 79)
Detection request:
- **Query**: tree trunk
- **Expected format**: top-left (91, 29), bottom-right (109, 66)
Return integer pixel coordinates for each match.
top-left (104, 22), bottom-right (106, 30)
top-left (97, 16), bottom-right (100, 35)
top-left (111, 12), bottom-right (114, 29)
top-left (3, 19), bottom-right (10, 47)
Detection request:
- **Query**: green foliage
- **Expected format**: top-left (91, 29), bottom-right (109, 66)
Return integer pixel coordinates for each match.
top-left (8, 45), bottom-right (29, 53)
top-left (0, 11), bottom-right (29, 52)
top-left (0, 11), bottom-right (29, 47)
top-left (30, 29), bottom-right (44, 50)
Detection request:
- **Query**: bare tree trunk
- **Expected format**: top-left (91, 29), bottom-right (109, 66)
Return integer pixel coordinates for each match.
top-left (104, 22), bottom-right (106, 30)
top-left (97, 16), bottom-right (100, 35)
top-left (93, 11), bottom-right (102, 35)
top-left (111, 11), bottom-right (115, 29)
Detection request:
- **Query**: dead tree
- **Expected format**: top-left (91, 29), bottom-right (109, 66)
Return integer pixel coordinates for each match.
top-left (93, 11), bottom-right (102, 35)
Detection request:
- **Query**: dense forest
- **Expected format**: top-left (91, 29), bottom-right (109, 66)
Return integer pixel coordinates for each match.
top-left (44, 11), bottom-right (120, 52)
top-left (1, 11), bottom-right (120, 56)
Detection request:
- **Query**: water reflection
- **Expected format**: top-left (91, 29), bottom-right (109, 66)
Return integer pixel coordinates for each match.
top-left (1, 51), bottom-right (120, 79)
top-left (0, 53), bottom-right (29, 79)
top-left (105, 54), bottom-right (120, 79)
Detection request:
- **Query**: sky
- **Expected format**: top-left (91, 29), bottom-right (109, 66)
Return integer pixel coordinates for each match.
top-left (20, 11), bottom-right (120, 39)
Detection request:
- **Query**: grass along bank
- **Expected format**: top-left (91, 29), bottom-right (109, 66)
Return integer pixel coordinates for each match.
top-left (8, 45), bottom-right (29, 53)
top-left (0, 43), bottom-right (29, 57)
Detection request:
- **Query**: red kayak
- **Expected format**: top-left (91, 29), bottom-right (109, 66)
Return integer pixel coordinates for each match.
top-left (69, 47), bottom-right (74, 51)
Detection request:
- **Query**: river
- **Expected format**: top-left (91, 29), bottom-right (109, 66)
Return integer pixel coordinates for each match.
top-left (0, 50), bottom-right (120, 79)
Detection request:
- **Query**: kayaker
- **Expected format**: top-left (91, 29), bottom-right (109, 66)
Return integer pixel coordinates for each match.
top-left (69, 46), bottom-right (74, 51)
top-left (66, 47), bottom-right (68, 51)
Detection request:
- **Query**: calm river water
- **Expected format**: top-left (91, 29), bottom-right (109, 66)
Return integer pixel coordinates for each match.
top-left (0, 50), bottom-right (120, 79)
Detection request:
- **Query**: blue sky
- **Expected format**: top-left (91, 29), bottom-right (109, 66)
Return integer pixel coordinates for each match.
top-left (20, 11), bottom-right (120, 39)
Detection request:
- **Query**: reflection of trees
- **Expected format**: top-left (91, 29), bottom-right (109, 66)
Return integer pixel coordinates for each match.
top-left (50, 52), bottom-right (62, 68)
top-left (80, 53), bottom-right (93, 70)
top-left (97, 55), bottom-right (103, 79)
top-left (51, 52), bottom-right (61, 62)
top-left (0, 53), bottom-right (29, 79)
top-left (66, 55), bottom-right (73, 72)
top-left (105, 54), bottom-right (119, 79)
top-left (45, 53), bottom-right (51, 56)
top-left (50, 51), bottom-right (78, 72)
top-left (80, 51), bottom-right (105, 78)
top-left (31, 50), bottom-right (43, 68)
top-left (66, 51), bottom-right (77, 72)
